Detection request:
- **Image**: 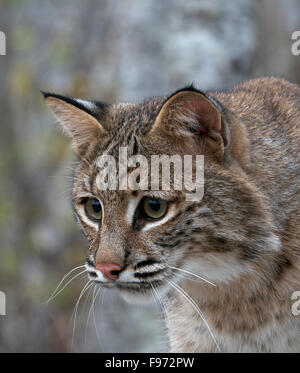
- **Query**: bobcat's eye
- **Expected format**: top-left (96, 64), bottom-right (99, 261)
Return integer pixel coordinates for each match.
top-left (142, 197), bottom-right (167, 219)
top-left (85, 198), bottom-right (102, 222)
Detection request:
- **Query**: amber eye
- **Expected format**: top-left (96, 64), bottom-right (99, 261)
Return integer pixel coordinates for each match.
top-left (142, 197), bottom-right (167, 219)
top-left (85, 198), bottom-right (102, 222)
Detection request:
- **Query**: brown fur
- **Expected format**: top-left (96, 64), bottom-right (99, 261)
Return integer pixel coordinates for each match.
top-left (44, 77), bottom-right (300, 352)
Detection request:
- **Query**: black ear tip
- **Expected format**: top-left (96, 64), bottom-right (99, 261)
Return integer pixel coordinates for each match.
top-left (41, 91), bottom-right (52, 99)
top-left (166, 83), bottom-right (206, 102)
top-left (41, 91), bottom-right (65, 100)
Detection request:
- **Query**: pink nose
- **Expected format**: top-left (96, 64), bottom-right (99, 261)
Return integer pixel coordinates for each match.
top-left (95, 263), bottom-right (121, 280)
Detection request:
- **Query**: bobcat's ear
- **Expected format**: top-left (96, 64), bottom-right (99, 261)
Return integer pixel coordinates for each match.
top-left (42, 92), bottom-right (106, 156)
top-left (149, 87), bottom-right (230, 160)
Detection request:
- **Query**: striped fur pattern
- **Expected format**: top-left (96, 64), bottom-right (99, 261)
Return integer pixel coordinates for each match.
top-left (44, 77), bottom-right (300, 352)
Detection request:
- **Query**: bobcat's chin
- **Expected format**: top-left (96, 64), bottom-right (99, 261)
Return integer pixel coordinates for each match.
top-left (118, 286), bottom-right (155, 305)
top-left (117, 280), bottom-right (168, 305)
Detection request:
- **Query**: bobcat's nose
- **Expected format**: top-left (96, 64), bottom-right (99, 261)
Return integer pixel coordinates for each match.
top-left (95, 263), bottom-right (121, 280)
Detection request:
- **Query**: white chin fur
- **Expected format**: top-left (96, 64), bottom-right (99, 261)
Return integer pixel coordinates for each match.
top-left (118, 288), bottom-right (155, 305)
top-left (118, 282), bottom-right (170, 305)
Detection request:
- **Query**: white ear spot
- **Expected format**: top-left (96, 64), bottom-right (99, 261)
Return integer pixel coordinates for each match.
top-left (75, 99), bottom-right (96, 112)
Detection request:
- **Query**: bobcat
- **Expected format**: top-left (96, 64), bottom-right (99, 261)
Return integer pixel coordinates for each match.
top-left (43, 77), bottom-right (300, 352)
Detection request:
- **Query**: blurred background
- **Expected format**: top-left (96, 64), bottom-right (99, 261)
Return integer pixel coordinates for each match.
top-left (0, 0), bottom-right (300, 353)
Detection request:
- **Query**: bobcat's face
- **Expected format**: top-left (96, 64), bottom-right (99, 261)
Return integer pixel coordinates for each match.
top-left (44, 87), bottom-right (280, 303)
top-left (71, 133), bottom-right (199, 302)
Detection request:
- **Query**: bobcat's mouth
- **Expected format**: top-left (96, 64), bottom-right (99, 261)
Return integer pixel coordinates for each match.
top-left (90, 277), bottom-right (162, 287)
top-left (88, 276), bottom-right (166, 304)
top-left (86, 260), bottom-right (167, 288)
top-left (116, 279), bottom-right (163, 291)
top-left (86, 264), bottom-right (169, 305)
top-left (90, 276), bottom-right (165, 292)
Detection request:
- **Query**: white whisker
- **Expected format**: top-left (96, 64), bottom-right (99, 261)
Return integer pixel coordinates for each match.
top-left (45, 267), bottom-right (87, 303)
top-left (71, 280), bottom-right (93, 350)
top-left (93, 286), bottom-right (104, 352)
top-left (85, 284), bottom-right (96, 346)
top-left (151, 283), bottom-right (167, 320)
top-left (173, 271), bottom-right (217, 286)
top-left (167, 279), bottom-right (221, 352)
top-left (168, 265), bottom-right (216, 287)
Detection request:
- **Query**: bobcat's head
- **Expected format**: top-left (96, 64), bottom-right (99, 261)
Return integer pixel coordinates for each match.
top-left (44, 87), bottom-right (280, 303)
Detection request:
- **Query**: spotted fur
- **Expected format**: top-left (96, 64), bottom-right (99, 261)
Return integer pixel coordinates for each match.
top-left (44, 77), bottom-right (300, 352)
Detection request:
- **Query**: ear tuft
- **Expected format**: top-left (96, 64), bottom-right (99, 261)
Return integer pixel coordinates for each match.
top-left (42, 92), bottom-right (106, 156)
